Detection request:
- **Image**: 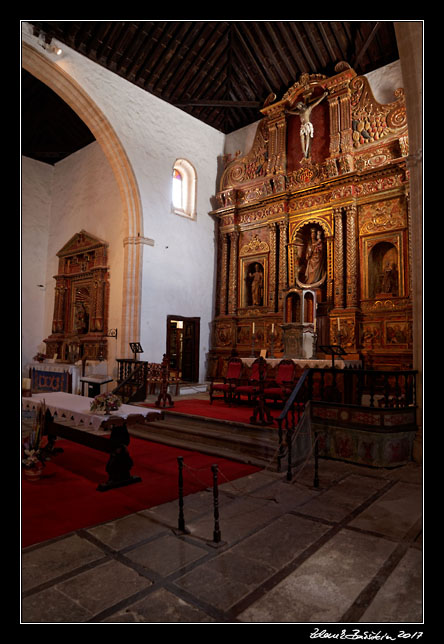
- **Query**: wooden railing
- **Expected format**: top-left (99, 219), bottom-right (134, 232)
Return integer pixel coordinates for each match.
top-left (113, 360), bottom-right (149, 404)
top-left (277, 368), bottom-right (418, 477)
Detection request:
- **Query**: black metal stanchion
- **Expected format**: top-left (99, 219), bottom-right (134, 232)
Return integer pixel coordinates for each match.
top-left (313, 432), bottom-right (319, 489)
top-left (173, 456), bottom-right (190, 534)
top-left (207, 464), bottom-right (226, 547)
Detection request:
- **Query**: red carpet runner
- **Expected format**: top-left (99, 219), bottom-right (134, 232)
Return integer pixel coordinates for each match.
top-left (21, 437), bottom-right (260, 548)
top-left (141, 397), bottom-right (282, 424)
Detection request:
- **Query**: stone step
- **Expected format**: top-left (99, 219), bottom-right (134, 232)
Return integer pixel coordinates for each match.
top-left (129, 411), bottom-right (281, 469)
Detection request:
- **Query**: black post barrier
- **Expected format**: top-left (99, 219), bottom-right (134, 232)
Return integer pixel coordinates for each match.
top-left (177, 456), bottom-right (187, 533)
top-left (286, 425), bottom-right (293, 482)
top-left (313, 432), bottom-right (319, 489)
top-left (211, 464), bottom-right (222, 544)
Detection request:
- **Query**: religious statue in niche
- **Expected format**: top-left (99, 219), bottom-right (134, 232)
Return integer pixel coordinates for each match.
top-left (246, 262), bottom-right (264, 307)
top-left (287, 90), bottom-right (328, 159)
top-left (293, 225), bottom-right (326, 288)
top-left (379, 261), bottom-right (399, 296)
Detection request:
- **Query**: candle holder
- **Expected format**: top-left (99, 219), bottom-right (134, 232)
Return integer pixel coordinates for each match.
top-left (269, 331), bottom-right (276, 359)
top-left (310, 332), bottom-right (318, 360)
top-left (250, 332), bottom-right (257, 358)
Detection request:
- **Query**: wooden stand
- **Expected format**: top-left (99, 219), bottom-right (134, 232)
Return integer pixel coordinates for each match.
top-left (42, 409), bottom-right (142, 492)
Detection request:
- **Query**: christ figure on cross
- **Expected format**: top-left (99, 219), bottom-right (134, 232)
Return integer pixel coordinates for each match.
top-left (287, 90), bottom-right (328, 159)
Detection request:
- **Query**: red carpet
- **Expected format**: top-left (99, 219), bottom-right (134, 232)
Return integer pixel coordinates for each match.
top-left (142, 397), bottom-right (282, 424)
top-left (21, 437), bottom-right (260, 548)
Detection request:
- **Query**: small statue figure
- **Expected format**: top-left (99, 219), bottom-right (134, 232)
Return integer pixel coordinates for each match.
top-left (248, 263), bottom-right (264, 306)
top-left (304, 228), bottom-right (325, 285)
top-left (287, 90), bottom-right (328, 159)
top-left (379, 261), bottom-right (398, 296)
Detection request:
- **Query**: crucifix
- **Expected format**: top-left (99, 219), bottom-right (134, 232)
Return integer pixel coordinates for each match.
top-left (287, 90), bottom-right (328, 159)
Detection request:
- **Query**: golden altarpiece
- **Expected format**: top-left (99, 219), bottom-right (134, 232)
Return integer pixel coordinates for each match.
top-left (208, 62), bottom-right (411, 377)
top-left (43, 230), bottom-right (111, 363)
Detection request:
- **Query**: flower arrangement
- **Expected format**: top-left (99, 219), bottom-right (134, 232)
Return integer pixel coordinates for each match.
top-left (22, 401), bottom-right (48, 473)
top-left (90, 392), bottom-right (122, 415)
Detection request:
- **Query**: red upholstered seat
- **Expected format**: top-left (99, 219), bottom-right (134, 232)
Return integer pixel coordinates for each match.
top-left (263, 359), bottom-right (298, 403)
top-left (233, 359), bottom-right (262, 402)
top-left (209, 358), bottom-right (243, 404)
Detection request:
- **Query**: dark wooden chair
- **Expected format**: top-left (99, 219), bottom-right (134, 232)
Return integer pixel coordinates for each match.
top-left (263, 359), bottom-right (298, 404)
top-left (233, 358), bottom-right (262, 403)
top-left (209, 357), bottom-right (243, 404)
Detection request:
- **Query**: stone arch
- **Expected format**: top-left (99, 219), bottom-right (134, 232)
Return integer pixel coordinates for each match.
top-left (22, 42), bottom-right (143, 357)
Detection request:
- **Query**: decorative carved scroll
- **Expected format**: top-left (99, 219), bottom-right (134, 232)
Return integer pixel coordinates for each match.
top-left (350, 76), bottom-right (407, 149)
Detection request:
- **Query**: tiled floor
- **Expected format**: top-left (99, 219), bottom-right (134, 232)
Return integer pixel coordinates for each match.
top-left (21, 453), bottom-right (423, 624)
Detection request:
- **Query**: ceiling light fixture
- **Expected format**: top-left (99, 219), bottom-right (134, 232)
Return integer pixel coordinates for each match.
top-left (33, 28), bottom-right (63, 56)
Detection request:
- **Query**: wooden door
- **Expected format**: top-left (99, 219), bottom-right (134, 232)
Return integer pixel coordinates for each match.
top-left (167, 316), bottom-right (200, 382)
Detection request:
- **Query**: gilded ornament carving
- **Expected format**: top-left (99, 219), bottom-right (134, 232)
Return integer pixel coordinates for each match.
top-left (220, 120), bottom-right (269, 190)
top-left (218, 232), bottom-right (229, 316)
top-left (333, 208), bottom-right (344, 308)
top-left (238, 202), bottom-right (286, 224)
top-left (215, 323), bottom-right (234, 347)
top-left (350, 77), bottom-right (407, 148)
top-left (345, 205), bottom-right (359, 308)
top-left (228, 229), bottom-right (239, 315)
top-left (359, 198), bottom-right (406, 235)
top-left (239, 234), bottom-right (270, 257)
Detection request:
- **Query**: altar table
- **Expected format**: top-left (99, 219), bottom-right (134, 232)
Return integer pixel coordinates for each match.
top-left (22, 392), bottom-right (163, 491)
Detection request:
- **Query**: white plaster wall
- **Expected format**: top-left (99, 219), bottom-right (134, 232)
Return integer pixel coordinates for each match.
top-left (365, 59), bottom-right (404, 104)
top-left (22, 23), bottom-right (226, 382)
top-left (21, 156), bottom-right (53, 373)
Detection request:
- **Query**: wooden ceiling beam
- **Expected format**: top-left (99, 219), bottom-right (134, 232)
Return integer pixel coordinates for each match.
top-left (353, 22), bottom-right (381, 68)
top-left (232, 23), bottom-right (274, 95)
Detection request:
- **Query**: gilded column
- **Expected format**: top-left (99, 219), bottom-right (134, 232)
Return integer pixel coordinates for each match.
top-left (92, 275), bottom-right (105, 331)
top-left (268, 221), bottom-right (277, 311)
top-left (218, 231), bottom-right (229, 316)
top-left (228, 229), bottom-right (239, 315)
top-left (339, 90), bottom-right (353, 154)
top-left (345, 204), bottom-right (359, 308)
top-left (52, 279), bottom-right (66, 333)
top-left (278, 217), bottom-right (288, 306)
top-left (328, 95), bottom-right (340, 157)
top-left (333, 208), bottom-right (345, 309)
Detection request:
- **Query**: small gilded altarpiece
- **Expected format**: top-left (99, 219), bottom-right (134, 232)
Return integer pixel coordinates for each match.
top-left (44, 230), bottom-right (111, 362)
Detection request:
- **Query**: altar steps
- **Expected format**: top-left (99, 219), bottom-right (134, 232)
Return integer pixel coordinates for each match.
top-left (128, 411), bottom-right (280, 469)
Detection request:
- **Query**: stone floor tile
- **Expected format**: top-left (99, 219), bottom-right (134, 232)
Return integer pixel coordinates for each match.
top-left (237, 528), bottom-right (397, 623)
top-left (101, 588), bottom-right (216, 623)
top-left (232, 513), bottom-right (330, 570)
top-left (53, 560), bottom-right (152, 617)
top-left (124, 534), bottom-right (208, 576)
top-left (173, 564), bottom-right (252, 612)
top-left (21, 534), bottom-right (105, 592)
top-left (22, 586), bottom-right (93, 623)
top-left (359, 547), bottom-right (423, 623)
top-left (348, 482), bottom-right (422, 539)
top-left (297, 474), bottom-right (388, 523)
top-left (186, 494), bottom-right (283, 543)
top-left (87, 513), bottom-right (167, 550)
top-left (203, 550), bottom-right (275, 586)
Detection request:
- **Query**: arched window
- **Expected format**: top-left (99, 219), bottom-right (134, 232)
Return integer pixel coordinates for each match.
top-left (171, 159), bottom-right (197, 219)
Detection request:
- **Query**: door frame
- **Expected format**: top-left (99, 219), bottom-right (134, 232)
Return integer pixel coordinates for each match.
top-left (166, 315), bottom-right (200, 382)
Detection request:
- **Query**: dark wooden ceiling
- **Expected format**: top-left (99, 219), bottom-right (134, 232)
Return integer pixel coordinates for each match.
top-left (22, 21), bottom-right (400, 165)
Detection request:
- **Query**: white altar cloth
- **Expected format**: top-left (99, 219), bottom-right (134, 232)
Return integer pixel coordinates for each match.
top-left (241, 358), bottom-right (361, 369)
top-left (22, 391), bottom-right (161, 432)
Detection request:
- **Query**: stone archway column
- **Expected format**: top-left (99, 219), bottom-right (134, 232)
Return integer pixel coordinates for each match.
top-left (22, 41), bottom-right (146, 358)
top-left (394, 22), bottom-right (423, 463)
